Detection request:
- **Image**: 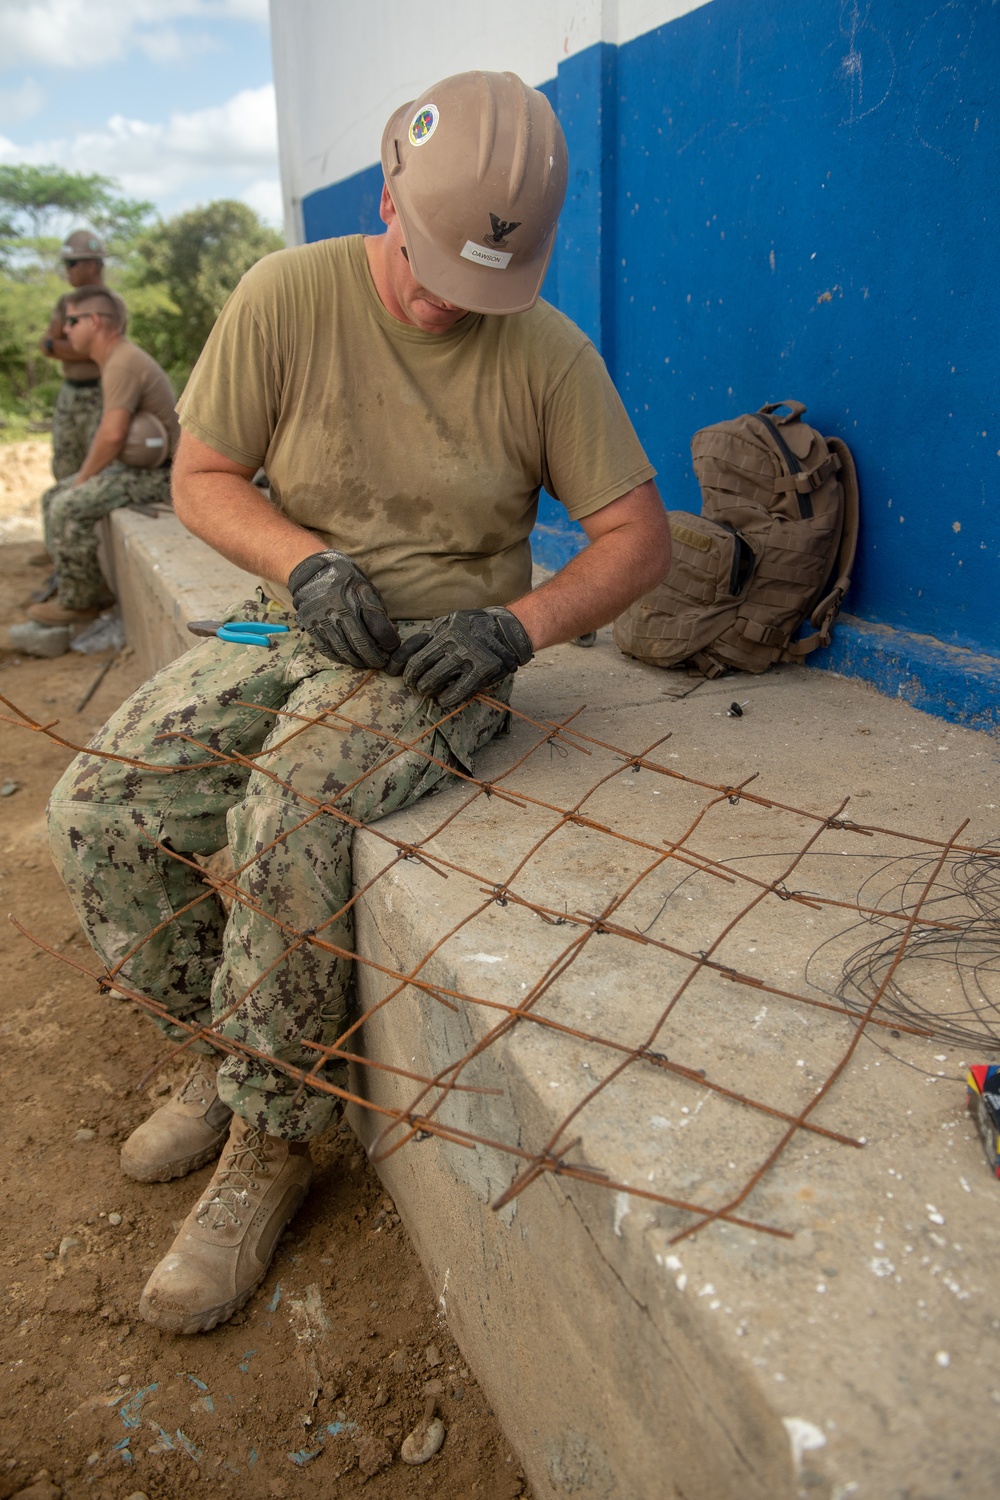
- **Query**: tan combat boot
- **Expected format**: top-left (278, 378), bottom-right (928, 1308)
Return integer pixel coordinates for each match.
top-left (26, 594), bottom-right (113, 626)
top-left (120, 1066), bottom-right (232, 1183)
top-left (138, 1115), bottom-right (312, 1334)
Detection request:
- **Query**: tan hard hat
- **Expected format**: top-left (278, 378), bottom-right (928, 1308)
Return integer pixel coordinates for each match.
top-left (61, 229), bottom-right (106, 261)
top-left (381, 71), bottom-right (568, 316)
top-left (122, 411), bottom-right (170, 469)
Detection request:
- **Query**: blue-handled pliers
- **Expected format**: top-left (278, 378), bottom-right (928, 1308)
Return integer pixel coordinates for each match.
top-left (186, 619), bottom-right (291, 648)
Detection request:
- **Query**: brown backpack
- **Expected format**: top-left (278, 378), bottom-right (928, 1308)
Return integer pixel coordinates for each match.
top-left (613, 401), bottom-right (860, 677)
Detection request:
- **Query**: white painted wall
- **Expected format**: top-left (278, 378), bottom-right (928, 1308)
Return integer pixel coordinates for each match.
top-left (268, 0), bottom-right (711, 243)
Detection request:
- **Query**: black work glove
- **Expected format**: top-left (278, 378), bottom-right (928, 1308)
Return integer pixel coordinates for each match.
top-left (288, 550), bottom-right (400, 669)
top-left (386, 606), bottom-right (533, 709)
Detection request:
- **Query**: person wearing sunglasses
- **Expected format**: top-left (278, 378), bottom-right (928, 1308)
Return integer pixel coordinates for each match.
top-left (37, 230), bottom-right (128, 485)
top-left (25, 286), bottom-right (179, 630)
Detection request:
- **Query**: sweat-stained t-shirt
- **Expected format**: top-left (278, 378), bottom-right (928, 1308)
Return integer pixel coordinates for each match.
top-left (101, 340), bottom-right (181, 458)
top-left (177, 234), bottom-right (656, 619)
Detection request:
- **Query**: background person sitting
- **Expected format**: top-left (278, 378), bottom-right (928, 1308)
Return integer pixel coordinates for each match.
top-left (27, 287), bottom-right (179, 630)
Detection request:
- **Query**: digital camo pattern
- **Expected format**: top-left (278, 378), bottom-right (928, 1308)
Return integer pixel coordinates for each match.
top-left (51, 381), bottom-right (103, 481)
top-left (47, 598), bottom-right (510, 1139)
top-left (41, 461), bottom-right (172, 609)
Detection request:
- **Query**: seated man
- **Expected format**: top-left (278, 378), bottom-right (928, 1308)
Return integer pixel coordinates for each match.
top-left (47, 70), bottom-right (671, 1335)
top-left (28, 288), bottom-right (179, 630)
top-left (39, 230), bottom-right (128, 482)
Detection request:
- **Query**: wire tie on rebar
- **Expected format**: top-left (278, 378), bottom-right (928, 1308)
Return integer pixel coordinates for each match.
top-left (773, 881), bottom-right (793, 900)
top-left (726, 788), bottom-right (741, 805)
top-left (491, 885), bottom-right (509, 906)
top-left (642, 1047), bottom-right (669, 1065)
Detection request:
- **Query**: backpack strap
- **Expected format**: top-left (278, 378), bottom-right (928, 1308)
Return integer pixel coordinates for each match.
top-left (759, 400), bottom-right (807, 422)
top-left (687, 650), bottom-right (728, 679)
top-left (772, 451), bottom-right (841, 495)
top-left (784, 436), bottom-right (860, 659)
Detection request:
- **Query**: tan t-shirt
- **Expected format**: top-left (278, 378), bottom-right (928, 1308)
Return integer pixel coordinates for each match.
top-left (54, 288), bottom-right (128, 382)
top-left (178, 235), bottom-right (656, 618)
top-left (102, 341), bottom-right (181, 457)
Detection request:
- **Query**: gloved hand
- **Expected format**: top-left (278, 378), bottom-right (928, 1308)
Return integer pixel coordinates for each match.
top-left (288, 550), bottom-right (400, 669)
top-left (386, 606), bottom-right (533, 709)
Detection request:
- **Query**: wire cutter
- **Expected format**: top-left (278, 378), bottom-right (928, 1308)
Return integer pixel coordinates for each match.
top-left (186, 619), bottom-right (291, 648)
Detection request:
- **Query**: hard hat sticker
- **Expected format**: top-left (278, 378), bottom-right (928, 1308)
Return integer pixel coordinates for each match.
top-left (460, 240), bottom-right (512, 270)
top-left (408, 104), bottom-right (439, 147)
top-left (485, 214), bottom-right (521, 248)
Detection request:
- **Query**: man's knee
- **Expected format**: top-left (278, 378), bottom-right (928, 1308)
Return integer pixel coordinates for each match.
top-left (47, 748), bottom-right (126, 832)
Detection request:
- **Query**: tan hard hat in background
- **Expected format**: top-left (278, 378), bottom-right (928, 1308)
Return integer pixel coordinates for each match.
top-left (381, 71), bottom-right (568, 316)
top-left (61, 229), bottom-right (106, 261)
top-left (122, 411), bottom-right (170, 468)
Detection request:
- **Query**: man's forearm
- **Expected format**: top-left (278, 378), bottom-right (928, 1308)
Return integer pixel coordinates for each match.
top-left (507, 482), bottom-right (671, 650)
top-left (40, 335), bottom-right (77, 363)
top-left (74, 430), bottom-right (126, 485)
top-left (173, 468), bottom-right (325, 585)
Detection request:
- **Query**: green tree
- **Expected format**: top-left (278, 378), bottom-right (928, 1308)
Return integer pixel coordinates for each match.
top-left (0, 161), bottom-right (150, 426)
top-left (124, 200), bottom-right (283, 391)
top-left (0, 163), bottom-right (153, 253)
top-left (0, 269), bottom-right (65, 423)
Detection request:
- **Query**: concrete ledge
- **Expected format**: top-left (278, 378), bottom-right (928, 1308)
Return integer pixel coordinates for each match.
top-left (100, 507), bottom-right (259, 678)
top-left (811, 614), bottom-right (1000, 733)
top-left (348, 656), bottom-right (1000, 1500)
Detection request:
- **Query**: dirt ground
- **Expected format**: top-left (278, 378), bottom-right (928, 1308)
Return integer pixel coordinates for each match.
top-left (0, 444), bottom-right (531, 1500)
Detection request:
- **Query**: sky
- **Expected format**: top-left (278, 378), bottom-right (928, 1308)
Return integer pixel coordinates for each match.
top-left (0, 0), bottom-right (281, 232)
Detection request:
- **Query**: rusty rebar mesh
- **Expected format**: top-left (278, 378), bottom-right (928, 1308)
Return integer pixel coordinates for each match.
top-left (4, 683), bottom-right (999, 1244)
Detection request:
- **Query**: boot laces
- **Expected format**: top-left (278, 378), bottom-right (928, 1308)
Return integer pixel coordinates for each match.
top-left (178, 1070), bottom-right (213, 1107)
top-left (196, 1127), bottom-right (271, 1231)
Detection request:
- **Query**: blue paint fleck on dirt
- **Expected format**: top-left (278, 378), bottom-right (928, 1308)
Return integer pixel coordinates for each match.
top-left (119, 1383), bottom-right (158, 1429)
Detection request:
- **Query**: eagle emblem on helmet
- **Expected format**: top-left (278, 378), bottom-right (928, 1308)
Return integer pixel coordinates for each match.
top-left (484, 214), bottom-right (522, 249)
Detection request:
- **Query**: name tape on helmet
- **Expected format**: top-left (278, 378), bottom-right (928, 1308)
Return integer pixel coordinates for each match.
top-left (460, 241), bottom-right (512, 271)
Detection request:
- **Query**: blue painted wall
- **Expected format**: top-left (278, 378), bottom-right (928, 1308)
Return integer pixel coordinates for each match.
top-left (610, 0), bottom-right (999, 658)
top-left (301, 0), bottom-right (999, 669)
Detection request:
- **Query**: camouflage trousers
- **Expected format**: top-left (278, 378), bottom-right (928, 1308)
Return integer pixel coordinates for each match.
top-left (41, 461), bottom-right (172, 610)
top-left (47, 596), bottom-right (510, 1140)
top-left (52, 380), bottom-right (102, 481)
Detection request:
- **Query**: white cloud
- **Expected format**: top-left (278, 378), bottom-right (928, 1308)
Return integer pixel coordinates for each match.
top-left (0, 77), bottom-right (46, 127)
top-left (0, 83), bottom-right (279, 218)
top-left (240, 176), bottom-right (282, 226)
top-left (0, 0), bottom-right (268, 71)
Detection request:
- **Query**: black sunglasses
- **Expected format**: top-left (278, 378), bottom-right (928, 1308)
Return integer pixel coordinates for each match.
top-left (63, 313), bottom-right (94, 327)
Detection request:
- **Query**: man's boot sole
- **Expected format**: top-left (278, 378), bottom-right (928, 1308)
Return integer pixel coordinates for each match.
top-left (138, 1274), bottom-right (264, 1336)
top-left (120, 1131), bottom-right (229, 1184)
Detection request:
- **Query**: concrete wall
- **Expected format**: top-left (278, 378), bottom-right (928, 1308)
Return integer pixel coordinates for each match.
top-left (267, 0), bottom-right (1000, 723)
